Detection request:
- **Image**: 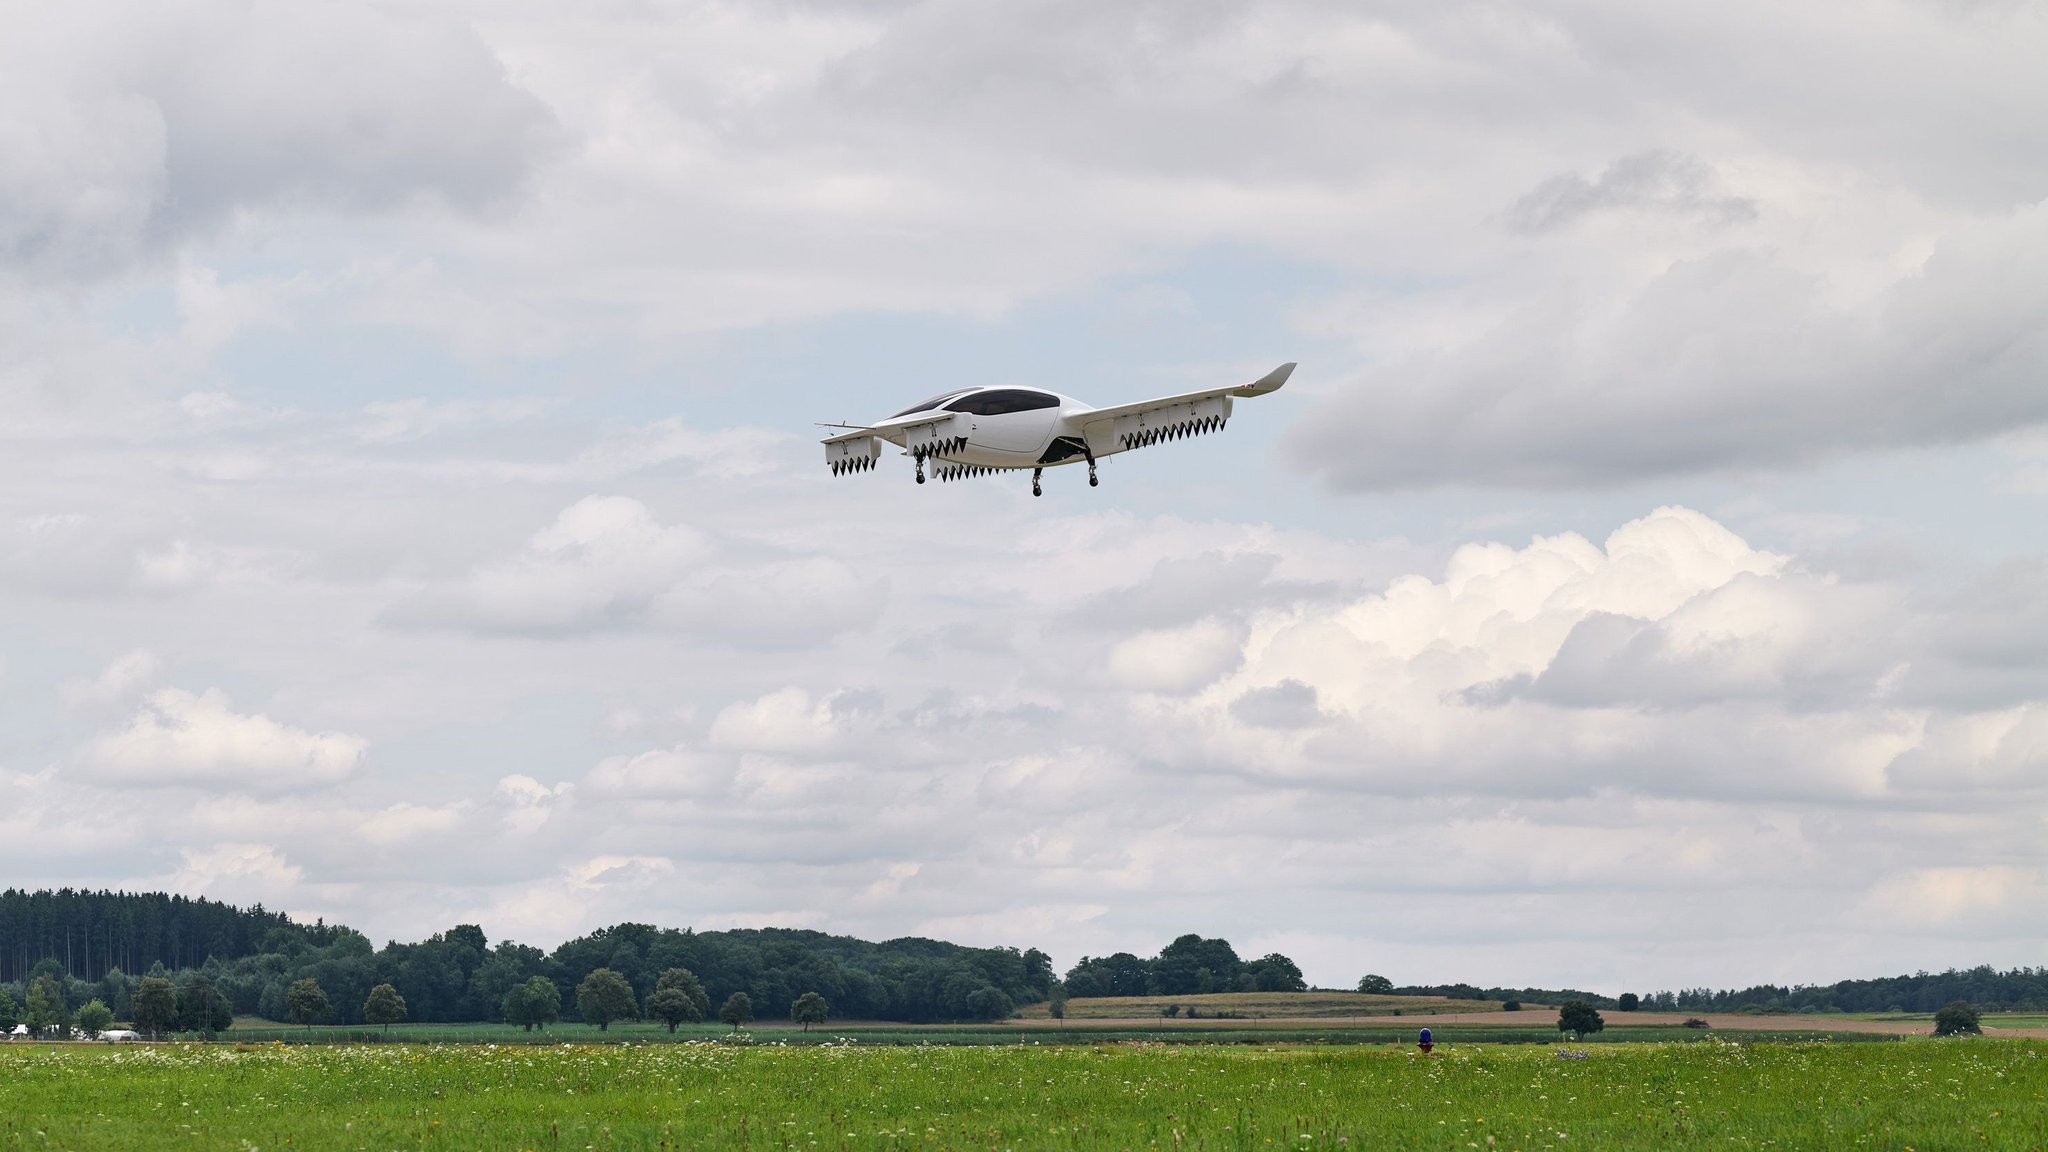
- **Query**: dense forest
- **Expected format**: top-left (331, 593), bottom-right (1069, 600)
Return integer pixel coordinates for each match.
top-left (1062, 933), bottom-right (1307, 996)
top-left (0, 888), bottom-right (298, 981)
top-left (0, 890), bottom-right (1055, 1027)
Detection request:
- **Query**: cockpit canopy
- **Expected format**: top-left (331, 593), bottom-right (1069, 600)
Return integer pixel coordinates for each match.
top-left (893, 387), bottom-right (1061, 419)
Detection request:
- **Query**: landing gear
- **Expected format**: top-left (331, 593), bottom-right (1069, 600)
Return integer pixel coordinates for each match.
top-left (1083, 443), bottom-right (1099, 487)
top-left (914, 455), bottom-right (925, 484)
top-left (1031, 467), bottom-right (1043, 498)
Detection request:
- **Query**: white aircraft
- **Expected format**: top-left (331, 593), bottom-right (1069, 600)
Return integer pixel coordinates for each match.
top-left (821, 362), bottom-right (1295, 496)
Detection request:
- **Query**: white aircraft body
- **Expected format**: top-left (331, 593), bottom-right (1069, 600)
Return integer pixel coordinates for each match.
top-left (821, 362), bottom-right (1295, 496)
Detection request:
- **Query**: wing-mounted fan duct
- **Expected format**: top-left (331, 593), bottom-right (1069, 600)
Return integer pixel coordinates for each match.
top-left (1112, 394), bottom-right (1231, 452)
top-left (903, 413), bottom-right (971, 461)
top-left (825, 434), bottom-right (880, 476)
top-left (932, 462), bottom-right (1017, 482)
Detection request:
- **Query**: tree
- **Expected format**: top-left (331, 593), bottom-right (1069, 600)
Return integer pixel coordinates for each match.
top-left (175, 973), bottom-right (233, 1038)
top-left (1357, 974), bottom-right (1394, 994)
top-left (1617, 993), bottom-right (1640, 1012)
top-left (1558, 999), bottom-right (1605, 1037)
top-left (26, 974), bottom-right (70, 1039)
top-left (719, 991), bottom-right (753, 1032)
top-left (286, 978), bottom-right (331, 1030)
top-left (1048, 983), bottom-right (1070, 1021)
top-left (364, 983), bottom-right (408, 1037)
top-left (133, 976), bottom-right (178, 1039)
top-left (790, 991), bottom-right (829, 1031)
top-left (647, 968), bottom-right (709, 1033)
top-left (1934, 1000), bottom-right (1982, 1037)
top-left (1248, 953), bottom-right (1308, 993)
top-left (964, 986), bottom-right (1014, 1021)
top-left (76, 999), bottom-right (115, 1039)
top-left (504, 976), bottom-right (562, 1032)
top-left (657, 968), bottom-right (710, 1017)
top-left (0, 988), bottom-right (18, 1033)
top-left (575, 968), bottom-right (638, 1031)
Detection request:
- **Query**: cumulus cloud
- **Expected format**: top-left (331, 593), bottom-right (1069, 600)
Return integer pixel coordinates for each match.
top-left (75, 687), bottom-right (365, 791)
top-left (2, 1), bottom-right (2047, 988)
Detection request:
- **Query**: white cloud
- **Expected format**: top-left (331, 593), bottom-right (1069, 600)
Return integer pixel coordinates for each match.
top-left (76, 687), bottom-right (366, 791)
top-left (60, 649), bottom-right (160, 709)
top-left (1, 1), bottom-right (2046, 990)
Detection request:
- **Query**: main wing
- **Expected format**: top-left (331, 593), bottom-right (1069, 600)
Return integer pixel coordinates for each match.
top-left (1072, 361), bottom-right (1294, 456)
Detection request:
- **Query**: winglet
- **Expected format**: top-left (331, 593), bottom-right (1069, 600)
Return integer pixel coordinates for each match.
top-left (1231, 361), bottom-right (1295, 397)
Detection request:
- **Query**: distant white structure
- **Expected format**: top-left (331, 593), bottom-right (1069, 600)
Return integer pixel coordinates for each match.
top-left (7, 1024), bottom-right (26, 1038)
top-left (98, 1029), bottom-right (142, 1042)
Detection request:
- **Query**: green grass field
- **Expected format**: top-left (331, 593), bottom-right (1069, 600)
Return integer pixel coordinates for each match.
top-left (4, 1039), bottom-right (2044, 1150)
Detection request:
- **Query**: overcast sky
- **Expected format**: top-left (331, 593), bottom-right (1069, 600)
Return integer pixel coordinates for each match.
top-left (4, 0), bottom-right (2046, 994)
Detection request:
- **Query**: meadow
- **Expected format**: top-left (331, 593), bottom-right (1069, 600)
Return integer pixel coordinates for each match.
top-left (3, 1038), bottom-right (2044, 1150)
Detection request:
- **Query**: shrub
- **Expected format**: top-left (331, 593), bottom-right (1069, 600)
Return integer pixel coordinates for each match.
top-left (1682, 1018), bottom-right (1711, 1029)
top-left (1502, 1001), bottom-right (1521, 1012)
top-left (1934, 1000), bottom-right (1982, 1037)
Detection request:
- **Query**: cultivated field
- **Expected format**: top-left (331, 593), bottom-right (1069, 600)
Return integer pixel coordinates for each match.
top-left (1015, 990), bottom-right (1504, 1020)
top-left (4, 1038), bottom-right (2045, 1149)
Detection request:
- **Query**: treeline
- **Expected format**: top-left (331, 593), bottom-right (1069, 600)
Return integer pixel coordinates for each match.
top-left (0, 889), bottom-right (299, 981)
top-left (1392, 966), bottom-right (2048, 1014)
top-left (0, 892), bottom-right (1054, 1028)
top-left (1063, 934), bottom-right (1306, 997)
top-left (1632, 966), bottom-right (2048, 1014)
top-left (1394, 982), bottom-right (1615, 1008)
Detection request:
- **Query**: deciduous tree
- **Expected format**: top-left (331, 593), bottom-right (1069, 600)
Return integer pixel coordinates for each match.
top-left (1048, 983), bottom-right (1069, 1021)
top-left (75, 999), bottom-right (114, 1039)
top-left (0, 988), bottom-right (18, 1033)
top-left (26, 974), bottom-right (70, 1039)
top-left (504, 976), bottom-right (562, 1032)
top-left (1617, 993), bottom-right (1640, 1012)
top-left (575, 968), bottom-right (638, 1031)
top-left (1557, 999), bottom-right (1605, 1037)
top-left (132, 976), bottom-right (177, 1039)
top-left (1357, 974), bottom-right (1394, 994)
top-left (647, 968), bottom-right (709, 1033)
top-left (364, 983), bottom-right (408, 1036)
top-left (719, 991), bottom-right (753, 1032)
top-left (790, 991), bottom-right (829, 1031)
top-left (175, 974), bottom-right (233, 1038)
top-left (964, 986), bottom-right (1013, 1021)
top-left (286, 978), bottom-right (330, 1030)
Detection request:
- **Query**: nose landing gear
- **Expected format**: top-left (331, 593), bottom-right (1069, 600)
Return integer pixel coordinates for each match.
top-left (1084, 443), bottom-right (1099, 487)
top-left (1031, 467), bottom-right (1043, 497)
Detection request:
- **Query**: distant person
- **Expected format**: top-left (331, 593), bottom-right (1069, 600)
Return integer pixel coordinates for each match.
top-left (1418, 1026), bottom-right (1433, 1054)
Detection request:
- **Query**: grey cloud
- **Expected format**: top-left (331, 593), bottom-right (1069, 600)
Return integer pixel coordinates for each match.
top-left (1, 2), bottom-right (560, 277)
top-left (1506, 151), bottom-right (1757, 234)
top-left (1290, 207), bottom-right (2048, 490)
top-left (1229, 680), bottom-right (1323, 729)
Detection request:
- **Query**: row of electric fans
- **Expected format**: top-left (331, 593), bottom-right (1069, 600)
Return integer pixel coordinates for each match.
top-left (1119, 414), bottom-right (1225, 452)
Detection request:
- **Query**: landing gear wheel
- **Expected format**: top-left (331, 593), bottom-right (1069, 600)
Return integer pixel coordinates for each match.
top-left (1083, 443), bottom-right (1099, 488)
top-left (914, 456), bottom-right (926, 484)
top-left (1031, 466), bottom-right (1043, 498)
top-left (1088, 474), bottom-right (1099, 487)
